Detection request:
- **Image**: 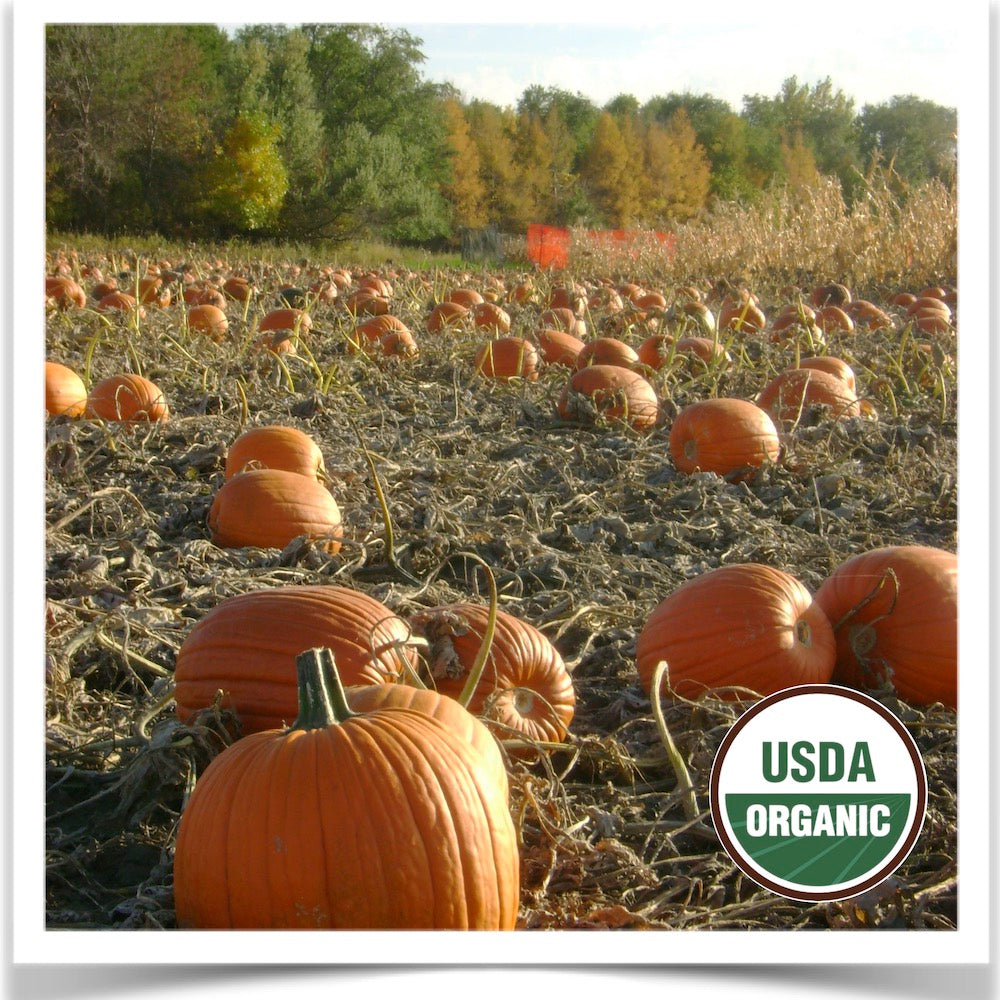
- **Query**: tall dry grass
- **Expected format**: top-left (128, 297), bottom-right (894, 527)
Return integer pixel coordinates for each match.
top-left (561, 170), bottom-right (957, 295)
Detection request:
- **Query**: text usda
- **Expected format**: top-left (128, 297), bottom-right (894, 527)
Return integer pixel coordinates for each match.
top-left (710, 685), bottom-right (927, 902)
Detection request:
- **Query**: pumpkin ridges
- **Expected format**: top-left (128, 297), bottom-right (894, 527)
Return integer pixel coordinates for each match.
top-left (174, 585), bottom-right (415, 731)
top-left (669, 398), bottom-right (780, 480)
top-left (636, 564), bottom-right (836, 699)
top-left (813, 545), bottom-right (957, 708)
top-left (410, 602), bottom-right (575, 746)
top-left (173, 682), bottom-right (519, 928)
top-left (208, 468), bottom-right (342, 553)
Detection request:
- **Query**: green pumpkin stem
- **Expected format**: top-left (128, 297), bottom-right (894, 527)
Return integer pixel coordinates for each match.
top-left (293, 647), bottom-right (357, 730)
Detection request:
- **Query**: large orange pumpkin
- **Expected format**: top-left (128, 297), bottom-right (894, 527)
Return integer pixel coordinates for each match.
top-left (636, 564), bottom-right (836, 699)
top-left (208, 468), bottom-right (342, 554)
top-left (173, 647), bottom-right (519, 928)
top-left (174, 584), bottom-right (416, 733)
top-left (45, 361), bottom-right (88, 418)
top-left (224, 425), bottom-right (326, 481)
top-left (85, 373), bottom-right (168, 422)
top-left (669, 398), bottom-right (780, 480)
top-left (557, 364), bottom-right (659, 432)
top-left (813, 545), bottom-right (957, 709)
top-left (426, 301), bottom-right (469, 333)
top-left (409, 603), bottom-right (575, 747)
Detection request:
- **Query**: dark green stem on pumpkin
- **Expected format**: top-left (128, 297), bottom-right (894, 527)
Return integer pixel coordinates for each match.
top-left (293, 647), bottom-right (357, 730)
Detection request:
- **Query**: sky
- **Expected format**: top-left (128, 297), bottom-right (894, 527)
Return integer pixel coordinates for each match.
top-left (395, 9), bottom-right (967, 113)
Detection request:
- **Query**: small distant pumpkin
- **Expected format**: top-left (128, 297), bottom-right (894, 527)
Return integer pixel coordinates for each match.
top-left (259, 307), bottom-right (312, 336)
top-left (187, 304), bottom-right (229, 341)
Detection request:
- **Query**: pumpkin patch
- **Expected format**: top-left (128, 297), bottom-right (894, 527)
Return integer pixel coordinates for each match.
top-left (45, 242), bottom-right (958, 935)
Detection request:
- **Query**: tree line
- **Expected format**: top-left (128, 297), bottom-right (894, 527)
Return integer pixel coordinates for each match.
top-left (45, 23), bottom-right (958, 245)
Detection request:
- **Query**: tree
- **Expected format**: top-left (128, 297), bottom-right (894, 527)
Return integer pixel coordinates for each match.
top-left (579, 112), bottom-right (635, 227)
top-left (440, 98), bottom-right (488, 229)
top-left (858, 96), bottom-right (957, 187)
top-left (644, 92), bottom-right (757, 202)
top-left (641, 110), bottom-right (711, 224)
top-left (743, 76), bottom-right (861, 195)
top-left (513, 111), bottom-right (555, 225)
top-left (321, 124), bottom-right (450, 243)
top-left (196, 113), bottom-right (288, 233)
top-left (46, 24), bottom-right (225, 232)
top-left (465, 101), bottom-right (525, 229)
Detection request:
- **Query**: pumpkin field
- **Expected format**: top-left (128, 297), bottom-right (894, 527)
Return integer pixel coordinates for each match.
top-left (43, 203), bottom-right (959, 933)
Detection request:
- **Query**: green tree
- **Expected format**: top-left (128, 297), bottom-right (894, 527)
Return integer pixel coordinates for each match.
top-left (465, 101), bottom-right (526, 229)
top-left (46, 24), bottom-right (224, 232)
top-left (858, 96), bottom-right (957, 187)
top-left (743, 76), bottom-right (861, 194)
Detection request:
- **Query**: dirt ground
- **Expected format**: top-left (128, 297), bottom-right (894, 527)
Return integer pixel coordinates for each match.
top-left (44, 260), bottom-right (958, 931)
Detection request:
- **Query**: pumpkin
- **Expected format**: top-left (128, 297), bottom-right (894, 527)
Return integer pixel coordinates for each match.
top-left (96, 291), bottom-right (145, 318)
top-left (426, 301), bottom-right (469, 333)
top-left (45, 361), bottom-right (88, 418)
top-left (539, 307), bottom-right (588, 340)
top-left (669, 398), bottom-right (780, 480)
top-left (173, 647), bottom-right (519, 928)
top-left (537, 328), bottom-right (585, 368)
top-left (225, 425), bottom-right (326, 481)
top-left (137, 276), bottom-right (170, 307)
top-left (223, 276), bottom-right (254, 302)
top-left (447, 287), bottom-right (484, 308)
top-left (410, 603), bottom-right (575, 747)
top-left (815, 305), bottom-right (855, 335)
top-left (638, 335), bottom-right (728, 371)
top-left (756, 367), bottom-right (861, 425)
top-left (635, 290), bottom-right (668, 314)
top-left (557, 364), bottom-right (659, 432)
top-left (208, 468), bottom-right (342, 554)
top-left (575, 336), bottom-right (640, 371)
top-left (186, 304), bottom-right (229, 340)
top-left (547, 284), bottom-right (587, 315)
top-left (173, 584), bottom-right (418, 733)
top-left (846, 299), bottom-right (894, 330)
top-left (472, 301), bottom-right (512, 334)
top-left (183, 285), bottom-right (227, 310)
top-left (813, 545), bottom-right (957, 709)
top-left (379, 328), bottom-right (419, 358)
top-left (771, 303), bottom-right (817, 334)
top-left (671, 300), bottom-right (716, 337)
top-left (810, 282), bottom-right (852, 308)
top-left (45, 275), bottom-right (86, 309)
top-left (473, 337), bottom-right (539, 381)
top-left (86, 373), bottom-right (168, 422)
top-left (796, 356), bottom-right (857, 393)
top-left (353, 314), bottom-right (410, 348)
top-left (259, 307), bottom-right (312, 336)
top-left (719, 296), bottom-right (766, 334)
top-left (636, 564), bottom-right (836, 699)
top-left (344, 682), bottom-right (507, 788)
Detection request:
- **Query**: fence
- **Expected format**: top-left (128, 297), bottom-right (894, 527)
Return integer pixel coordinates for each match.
top-left (526, 223), bottom-right (676, 271)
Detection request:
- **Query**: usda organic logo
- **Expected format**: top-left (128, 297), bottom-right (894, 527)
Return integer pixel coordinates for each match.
top-left (710, 685), bottom-right (927, 902)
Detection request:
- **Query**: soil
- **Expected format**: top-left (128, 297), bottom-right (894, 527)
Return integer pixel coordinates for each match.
top-left (44, 263), bottom-right (958, 931)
